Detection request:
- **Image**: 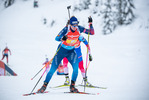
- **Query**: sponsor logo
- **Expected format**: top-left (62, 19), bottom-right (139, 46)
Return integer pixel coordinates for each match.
top-left (72, 21), bottom-right (78, 24)
top-left (68, 35), bottom-right (80, 38)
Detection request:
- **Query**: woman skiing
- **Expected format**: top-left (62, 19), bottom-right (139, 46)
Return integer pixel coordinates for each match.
top-left (38, 16), bottom-right (94, 93)
top-left (61, 35), bottom-right (93, 86)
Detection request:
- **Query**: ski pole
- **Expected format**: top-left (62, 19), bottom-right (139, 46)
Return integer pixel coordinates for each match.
top-left (84, 50), bottom-right (89, 92)
top-left (31, 44), bottom-right (62, 80)
top-left (67, 5), bottom-right (71, 19)
top-left (31, 59), bottom-right (52, 80)
top-left (30, 44), bottom-right (62, 93)
top-left (84, 18), bottom-right (91, 92)
top-left (81, 60), bottom-right (90, 85)
top-left (87, 61), bottom-right (91, 71)
top-left (30, 67), bottom-right (48, 93)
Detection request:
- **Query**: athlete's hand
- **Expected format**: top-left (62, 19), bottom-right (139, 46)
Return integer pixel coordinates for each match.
top-left (61, 35), bottom-right (67, 41)
top-left (88, 16), bottom-right (93, 23)
top-left (89, 54), bottom-right (93, 61)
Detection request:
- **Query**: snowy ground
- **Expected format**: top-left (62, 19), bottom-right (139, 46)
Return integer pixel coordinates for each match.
top-left (0, 0), bottom-right (149, 100)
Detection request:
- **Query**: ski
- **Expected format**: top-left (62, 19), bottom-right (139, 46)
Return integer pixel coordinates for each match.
top-left (49, 84), bottom-right (70, 88)
top-left (64, 92), bottom-right (98, 95)
top-left (49, 84), bottom-right (107, 89)
top-left (23, 91), bottom-right (49, 96)
top-left (78, 84), bottom-right (107, 89)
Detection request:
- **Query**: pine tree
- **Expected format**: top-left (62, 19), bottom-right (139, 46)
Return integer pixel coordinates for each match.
top-left (102, 0), bottom-right (116, 35)
top-left (92, 0), bottom-right (99, 14)
top-left (102, 0), bottom-right (135, 34)
top-left (117, 0), bottom-right (135, 25)
top-left (72, 0), bottom-right (135, 34)
top-left (74, 0), bottom-right (91, 11)
top-left (4, 0), bottom-right (15, 8)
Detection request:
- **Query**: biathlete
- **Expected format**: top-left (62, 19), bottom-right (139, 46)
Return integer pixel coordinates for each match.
top-left (43, 57), bottom-right (51, 73)
top-left (59, 35), bottom-right (93, 86)
top-left (1, 47), bottom-right (11, 64)
top-left (38, 16), bottom-right (94, 93)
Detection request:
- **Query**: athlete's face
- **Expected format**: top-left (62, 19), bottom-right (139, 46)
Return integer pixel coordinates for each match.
top-left (70, 24), bottom-right (78, 31)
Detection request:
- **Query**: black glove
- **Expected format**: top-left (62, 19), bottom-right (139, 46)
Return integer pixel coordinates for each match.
top-left (89, 54), bottom-right (93, 61)
top-left (61, 35), bottom-right (67, 41)
top-left (88, 16), bottom-right (93, 23)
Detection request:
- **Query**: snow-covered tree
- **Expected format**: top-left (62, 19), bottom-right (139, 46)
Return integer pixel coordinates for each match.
top-left (4, 0), bottom-right (15, 8)
top-left (102, 0), bottom-right (135, 34)
top-left (102, 0), bottom-right (116, 35)
top-left (117, 0), bottom-right (135, 25)
top-left (92, 0), bottom-right (100, 14)
top-left (73, 0), bottom-right (91, 11)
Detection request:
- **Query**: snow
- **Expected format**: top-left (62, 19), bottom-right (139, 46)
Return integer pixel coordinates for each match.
top-left (0, 0), bottom-right (149, 100)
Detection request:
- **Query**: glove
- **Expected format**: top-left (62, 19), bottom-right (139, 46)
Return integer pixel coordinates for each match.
top-left (61, 35), bottom-right (67, 41)
top-left (89, 54), bottom-right (93, 61)
top-left (88, 16), bottom-right (93, 23)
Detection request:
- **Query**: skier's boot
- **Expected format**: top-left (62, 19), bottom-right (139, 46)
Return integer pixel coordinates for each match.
top-left (64, 76), bottom-right (70, 85)
top-left (70, 80), bottom-right (79, 93)
top-left (83, 77), bottom-right (92, 86)
top-left (37, 82), bottom-right (48, 93)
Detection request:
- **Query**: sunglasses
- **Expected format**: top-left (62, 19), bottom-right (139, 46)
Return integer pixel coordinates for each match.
top-left (71, 25), bottom-right (78, 28)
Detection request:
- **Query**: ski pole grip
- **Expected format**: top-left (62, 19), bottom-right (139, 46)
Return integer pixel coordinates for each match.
top-left (67, 5), bottom-right (71, 9)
